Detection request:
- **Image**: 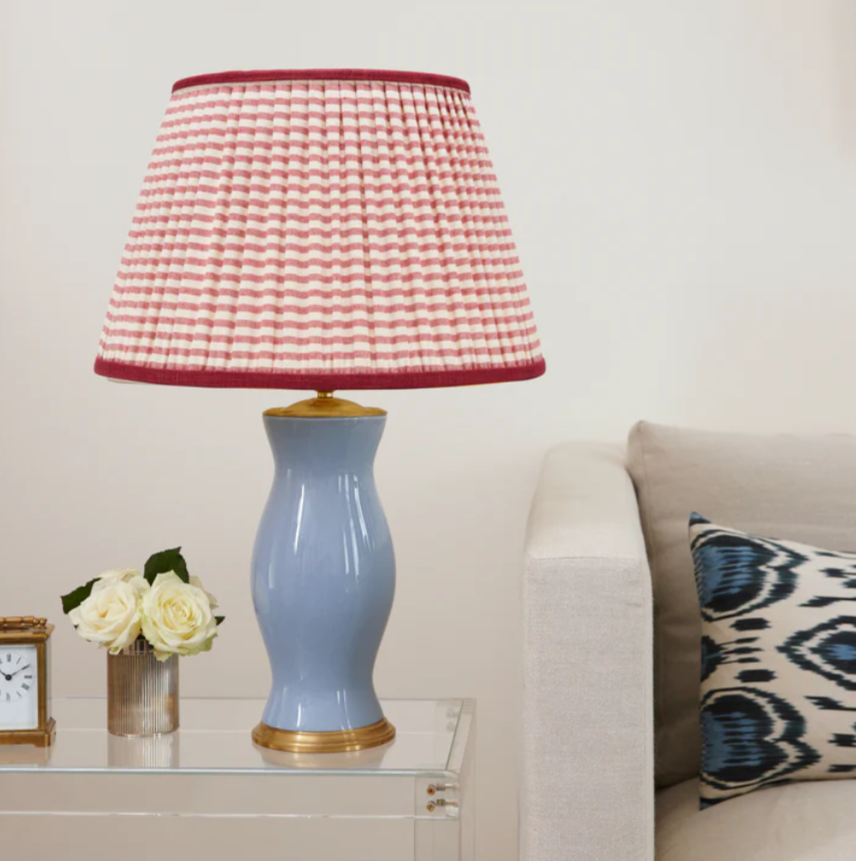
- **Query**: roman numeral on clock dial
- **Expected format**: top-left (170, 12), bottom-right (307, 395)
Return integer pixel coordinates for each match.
top-left (0, 644), bottom-right (39, 721)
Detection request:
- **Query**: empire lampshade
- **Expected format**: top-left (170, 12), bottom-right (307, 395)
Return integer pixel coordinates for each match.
top-left (94, 69), bottom-right (544, 390)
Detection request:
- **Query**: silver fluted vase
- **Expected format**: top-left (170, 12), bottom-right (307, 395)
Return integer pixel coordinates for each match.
top-left (107, 638), bottom-right (179, 736)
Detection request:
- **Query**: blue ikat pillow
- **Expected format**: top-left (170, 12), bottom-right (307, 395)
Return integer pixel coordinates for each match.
top-left (690, 513), bottom-right (856, 807)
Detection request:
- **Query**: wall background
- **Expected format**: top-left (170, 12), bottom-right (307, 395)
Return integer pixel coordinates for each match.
top-left (2, 0), bottom-right (855, 858)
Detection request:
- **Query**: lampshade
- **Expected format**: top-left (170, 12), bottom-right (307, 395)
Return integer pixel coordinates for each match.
top-left (94, 69), bottom-right (544, 390)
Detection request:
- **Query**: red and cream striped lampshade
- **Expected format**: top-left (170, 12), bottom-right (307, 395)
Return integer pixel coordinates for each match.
top-left (94, 69), bottom-right (545, 390)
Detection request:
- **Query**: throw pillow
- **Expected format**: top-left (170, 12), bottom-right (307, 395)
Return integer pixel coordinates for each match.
top-left (691, 512), bottom-right (856, 807)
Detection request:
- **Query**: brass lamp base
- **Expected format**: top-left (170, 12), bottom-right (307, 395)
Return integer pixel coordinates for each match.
top-left (252, 717), bottom-right (396, 754)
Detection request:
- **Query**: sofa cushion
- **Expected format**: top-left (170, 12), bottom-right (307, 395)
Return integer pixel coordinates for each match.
top-left (657, 777), bottom-right (856, 860)
top-left (691, 513), bottom-right (856, 806)
top-left (627, 422), bottom-right (856, 788)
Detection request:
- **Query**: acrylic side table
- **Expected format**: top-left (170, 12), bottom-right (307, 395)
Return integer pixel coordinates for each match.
top-left (0, 697), bottom-right (475, 861)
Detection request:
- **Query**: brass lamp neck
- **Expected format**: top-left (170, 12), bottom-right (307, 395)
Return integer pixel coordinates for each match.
top-left (264, 391), bottom-right (386, 418)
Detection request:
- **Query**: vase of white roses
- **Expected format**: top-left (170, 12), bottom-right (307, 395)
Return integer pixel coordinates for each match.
top-left (61, 548), bottom-right (224, 737)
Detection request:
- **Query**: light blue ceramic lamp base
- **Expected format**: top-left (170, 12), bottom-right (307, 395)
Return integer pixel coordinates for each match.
top-left (250, 409), bottom-right (396, 752)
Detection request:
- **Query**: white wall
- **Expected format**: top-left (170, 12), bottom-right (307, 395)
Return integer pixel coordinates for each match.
top-left (2, 0), bottom-right (855, 858)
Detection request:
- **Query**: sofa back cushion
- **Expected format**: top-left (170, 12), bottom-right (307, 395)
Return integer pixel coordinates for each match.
top-left (627, 422), bottom-right (856, 788)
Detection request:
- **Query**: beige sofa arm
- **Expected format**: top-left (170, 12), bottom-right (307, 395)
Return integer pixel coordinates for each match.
top-left (521, 443), bottom-right (654, 861)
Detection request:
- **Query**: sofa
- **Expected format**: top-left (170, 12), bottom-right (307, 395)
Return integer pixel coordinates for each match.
top-left (520, 422), bottom-right (856, 860)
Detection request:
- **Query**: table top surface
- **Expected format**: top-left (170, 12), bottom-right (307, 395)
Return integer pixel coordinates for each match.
top-left (0, 697), bottom-right (474, 778)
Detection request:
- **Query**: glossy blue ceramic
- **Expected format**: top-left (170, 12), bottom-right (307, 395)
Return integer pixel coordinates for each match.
top-left (251, 414), bottom-right (395, 732)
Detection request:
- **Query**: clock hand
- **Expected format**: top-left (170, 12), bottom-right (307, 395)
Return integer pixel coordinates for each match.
top-left (8, 664), bottom-right (31, 678)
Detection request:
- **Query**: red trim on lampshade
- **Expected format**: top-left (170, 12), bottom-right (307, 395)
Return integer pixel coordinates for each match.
top-left (94, 357), bottom-right (545, 391)
top-left (172, 69), bottom-right (470, 94)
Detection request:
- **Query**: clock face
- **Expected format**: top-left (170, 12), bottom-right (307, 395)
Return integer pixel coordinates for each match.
top-left (0, 644), bottom-right (39, 730)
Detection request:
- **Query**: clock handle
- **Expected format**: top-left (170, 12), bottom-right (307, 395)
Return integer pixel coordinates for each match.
top-left (0, 617), bottom-right (49, 631)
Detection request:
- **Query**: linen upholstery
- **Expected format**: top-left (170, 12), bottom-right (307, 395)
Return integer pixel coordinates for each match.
top-left (626, 422), bottom-right (856, 788)
top-left (521, 443), bottom-right (654, 861)
top-left (657, 777), bottom-right (856, 860)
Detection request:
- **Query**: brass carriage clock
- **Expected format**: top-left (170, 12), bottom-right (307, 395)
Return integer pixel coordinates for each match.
top-left (0, 617), bottom-right (56, 746)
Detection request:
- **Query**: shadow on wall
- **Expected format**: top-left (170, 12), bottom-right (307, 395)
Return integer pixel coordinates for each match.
top-left (830, 0), bottom-right (856, 153)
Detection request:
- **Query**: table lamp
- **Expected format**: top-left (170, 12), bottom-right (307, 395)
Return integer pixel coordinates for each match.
top-left (94, 69), bottom-right (545, 752)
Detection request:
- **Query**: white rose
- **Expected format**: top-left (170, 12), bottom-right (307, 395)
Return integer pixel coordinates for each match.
top-left (140, 571), bottom-right (218, 661)
top-left (96, 568), bottom-right (143, 583)
top-left (68, 571), bottom-right (148, 653)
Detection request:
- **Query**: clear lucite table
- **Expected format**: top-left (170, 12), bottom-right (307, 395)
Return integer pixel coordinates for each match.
top-left (0, 697), bottom-right (476, 861)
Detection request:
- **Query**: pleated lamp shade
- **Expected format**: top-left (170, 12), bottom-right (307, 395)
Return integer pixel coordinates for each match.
top-left (94, 69), bottom-right (545, 390)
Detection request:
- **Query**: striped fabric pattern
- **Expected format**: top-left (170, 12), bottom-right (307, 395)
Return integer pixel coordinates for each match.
top-left (95, 69), bottom-right (545, 390)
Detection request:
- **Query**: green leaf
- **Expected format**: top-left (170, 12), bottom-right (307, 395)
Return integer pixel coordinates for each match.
top-left (143, 547), bottom-right (189, 584)
top-left (61, 578), bottom-right (98, 615)
top-left (215, 616), bottom-right (225, 626)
